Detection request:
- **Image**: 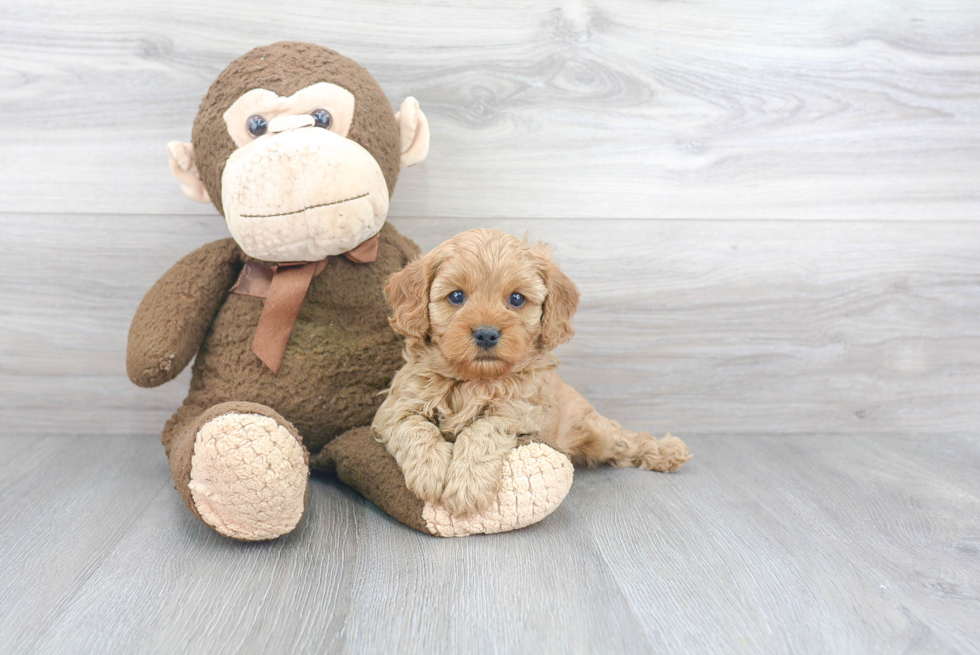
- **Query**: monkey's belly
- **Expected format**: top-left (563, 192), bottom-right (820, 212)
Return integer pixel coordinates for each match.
top-left (184, 294), bottom-right (403, 455)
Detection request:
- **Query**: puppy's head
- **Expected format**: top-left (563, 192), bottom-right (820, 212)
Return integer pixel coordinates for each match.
top-left (385, 228), bottom-right (580, 380)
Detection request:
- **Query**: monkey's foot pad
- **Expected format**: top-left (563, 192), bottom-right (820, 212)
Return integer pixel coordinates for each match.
top-left (422, 443), bottom-right (574, 537)
top-left (189, 412), bottom-right (309, 541)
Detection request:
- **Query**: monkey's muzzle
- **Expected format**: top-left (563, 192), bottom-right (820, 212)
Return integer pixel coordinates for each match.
top-left (221, 128), bottom-right (390, 263)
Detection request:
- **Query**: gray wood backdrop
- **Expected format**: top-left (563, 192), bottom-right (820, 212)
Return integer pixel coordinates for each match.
top-left (1, 0), bottom-right (978, 438)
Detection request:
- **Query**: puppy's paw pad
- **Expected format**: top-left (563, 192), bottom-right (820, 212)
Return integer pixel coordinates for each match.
top-left (423, 443), bottom-right (574, 537)
top-left (189, 412), bottom-right (309, 541)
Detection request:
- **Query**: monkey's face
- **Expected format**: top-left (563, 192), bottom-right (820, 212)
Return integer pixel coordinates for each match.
top-left (219, 83), bottom-right (389, 262)
top-left (167, 43), bottom-right (430, 264)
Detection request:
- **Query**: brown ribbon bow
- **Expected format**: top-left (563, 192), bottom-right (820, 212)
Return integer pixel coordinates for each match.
top-left (230, 233), bottom-right (380, 374)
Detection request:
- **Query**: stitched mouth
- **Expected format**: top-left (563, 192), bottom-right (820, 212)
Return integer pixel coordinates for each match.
top-left (239, 192), bottom-right (369, 219)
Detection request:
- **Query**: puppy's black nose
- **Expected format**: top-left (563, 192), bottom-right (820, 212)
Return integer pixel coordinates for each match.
top-left (472, 326), bottom-right (501, 350)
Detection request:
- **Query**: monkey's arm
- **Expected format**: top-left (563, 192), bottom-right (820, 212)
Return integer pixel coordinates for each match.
top-left (127, 238), bottom-right (241, 388)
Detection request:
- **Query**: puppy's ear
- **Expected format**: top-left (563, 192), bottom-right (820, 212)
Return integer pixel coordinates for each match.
top-left (535, 245), bottom-right (580, 350)
top-left (385, 251), bottom-right (437, 339)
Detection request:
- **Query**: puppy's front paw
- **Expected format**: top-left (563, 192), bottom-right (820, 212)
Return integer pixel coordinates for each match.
top-left (402, 440), bottom-right (454, 504)
top-left (441, 459), bottom-right (505, 517)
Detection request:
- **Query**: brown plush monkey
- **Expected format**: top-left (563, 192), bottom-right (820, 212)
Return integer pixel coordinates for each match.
top-left (128, 42), bottom-right (573, 540)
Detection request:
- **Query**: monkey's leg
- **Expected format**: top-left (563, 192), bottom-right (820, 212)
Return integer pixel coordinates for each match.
top-left (163, 401), bottom-right (309, 541)
top-left (311, 428), bottom-right (573, 537)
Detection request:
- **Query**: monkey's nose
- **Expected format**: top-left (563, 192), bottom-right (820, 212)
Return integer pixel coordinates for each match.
top-left (268, 114), bottom-right (316, 133)
top-left (472, 326), bottom-right (501, 350)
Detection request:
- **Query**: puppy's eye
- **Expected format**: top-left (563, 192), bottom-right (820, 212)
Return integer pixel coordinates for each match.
top-left (509, 292), bottom-right (525, 308)
top-left (246, 115), bottom-right (268, 137)
top-left (448, 290), bottom-right (466, 305)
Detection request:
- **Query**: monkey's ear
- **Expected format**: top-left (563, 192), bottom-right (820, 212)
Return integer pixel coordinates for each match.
top-left (384, 251), bottom-right (437, 340)
top-left (167, 141), bottom-right (211, 204)
top-left (395, 97), bottom-right (430, 169)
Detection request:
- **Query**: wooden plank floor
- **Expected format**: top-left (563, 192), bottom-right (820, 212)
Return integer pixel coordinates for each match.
top-left (1, 434), bottom-right (977, 654)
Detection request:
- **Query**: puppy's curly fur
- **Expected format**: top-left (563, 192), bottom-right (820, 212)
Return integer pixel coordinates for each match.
top-left (373, 229), bottom-right (691, 516)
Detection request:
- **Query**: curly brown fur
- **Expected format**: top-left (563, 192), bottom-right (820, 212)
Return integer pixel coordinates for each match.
top-left (373, 229), bottom-right (691, 517)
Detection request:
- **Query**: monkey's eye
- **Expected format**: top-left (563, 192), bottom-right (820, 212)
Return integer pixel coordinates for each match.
top-left (509, 292), bottom-right (526, 308)
top-left (311, 108), bottom-right (333, 129)
top-left (246, 115), bottom-right (268, 137)
top-left (448, 290), bottom-right (466, 305)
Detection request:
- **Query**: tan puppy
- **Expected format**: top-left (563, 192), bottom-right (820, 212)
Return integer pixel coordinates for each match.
top-left (373, 228), bottom-right (691, 517)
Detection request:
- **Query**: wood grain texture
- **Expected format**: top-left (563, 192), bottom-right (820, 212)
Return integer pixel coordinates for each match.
top-left (2, 214), bottom-right (978, 438)
top-left (0, 434), bottom-right (977, 654)
top-left (0, 0), bottom-right (978, 219)
top-left (576, 433), bottom-right (980, 654)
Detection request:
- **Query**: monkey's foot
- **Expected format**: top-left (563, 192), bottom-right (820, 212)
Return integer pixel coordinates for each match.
top-left (422, 443), bottom-right (573, 537)
top-left (188, 412), bottom-right (309, 541)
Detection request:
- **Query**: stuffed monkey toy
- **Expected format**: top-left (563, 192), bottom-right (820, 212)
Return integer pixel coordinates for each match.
top-left (127, 42), bottom-right (573, 540)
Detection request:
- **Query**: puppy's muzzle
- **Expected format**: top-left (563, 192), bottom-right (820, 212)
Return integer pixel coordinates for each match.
top-left (472, 326), bottom-right (501, 350)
